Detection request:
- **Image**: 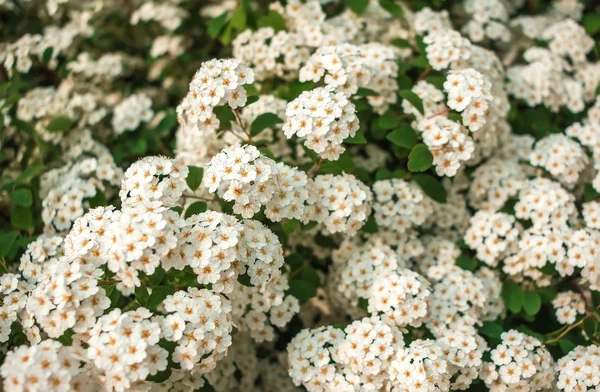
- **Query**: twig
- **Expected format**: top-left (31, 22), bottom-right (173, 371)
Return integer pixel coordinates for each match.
top-left (427, 108), bottom-right (451, 120)
top-left (417, 66), bottom-right (432, 82)
top-left (182, 193), bottom-right (215, 202)
top-left (571, 278), bottom-right (591, 312)
top-left (307, 158), bottom-right (324, 177)
top-left (233, 109), bottom-right (252, 143)
top-left (544, 304), bottom-right (600, 345)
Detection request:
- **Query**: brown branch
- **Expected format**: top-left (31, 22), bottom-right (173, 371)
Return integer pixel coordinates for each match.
top-left (417, 66), bottom-right (432, 82)
top-left (307, 158), bottom-right (324, 177)
top-left (233, 109), bottom-right (252, 143)
top-left (427, 108), bottom-right (451, 120)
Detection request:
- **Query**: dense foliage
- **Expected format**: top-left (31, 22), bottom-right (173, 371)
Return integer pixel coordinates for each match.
top-left (1, 0), bottom-right (600, 391)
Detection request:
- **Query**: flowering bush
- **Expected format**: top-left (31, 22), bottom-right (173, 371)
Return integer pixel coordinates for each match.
top-left (1, 0), bottom-right (600, 391)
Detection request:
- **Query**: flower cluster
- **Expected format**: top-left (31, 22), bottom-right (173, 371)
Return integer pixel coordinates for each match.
top-left (112, 93), bottom-right (154, 135)
top-left (282, 87), bottom-right (359, 160)
top-left (177, 59), bottom-right (255, 125)
top-left (529, 134), bottom-right (588, 188)
top-left (444, 68), bottom-right (493, 132)
top-left (557, 345), bottom-right (600, 392)
top-left (481, 330), bottom-right (555, 391)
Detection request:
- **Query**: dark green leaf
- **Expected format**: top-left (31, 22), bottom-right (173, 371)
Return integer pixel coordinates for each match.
top-left (300, 267), bottom-right (320, 287)
top-left (344, 0), bottom-right (370, 14)
top-left (11, 207), bottom-right (33, 230)
top-left (135, 283), bottom-right (150, 306)
top-left (185, 201), bottom-right (207, 219)
top-left (287, 280), bottom-right (317, 301)
top-left (256, 10), bottom-right (287, 31)
top-left (42, 47), bottom-right (53, 65)
top-left (229, 7), bottom-right (247, 31)
top-left (0, 231), bottom-right (18, 259)
top-left (88, 189), bottom-right (108, 208)
top-left (250, 113), bottom-right (283, 137)
top-left (378, 110), bottom-right (400, 130)
top-left (523, 291), bottom-right (542, 316)
top-left (399, 90), bottom-right (424, 115)
top-left (355, 87), bottom-right (379, 96)
top-left (455, 254), bottom-right (477, 271)
top-left (208, 12), bottom-right (229, 38)
top-left (391, 38), bottom-right (412, 48)
top-left (186, 166), bottom-right (204, 191)
top-left (407, 144), bottom-right (433, 172)
top-left (282, 219), bottom-right (299, 234)
top-left (558, 339), bottom-right (576, 354)
top-left (46, 116), bottom-right (74, 132)
top-left (10, 188), bottom-right (32, 207)
top-left (502, 280), bottom-right (525, 314)
top-left (319, 152), bottom-right (355, 174)
top-left (148, 267), bottom-right (166, 286)
top-left (379, 0), bottom-right (403, 17)
top-left (346, 129), bottom-right (367, 144)
top-left (412, 174), bottom-right (446, 203)
top-left (582, 13), bottom-right (600, 35)
top-left (147, 286), bottom-right (174, 310)
top-left (583, 318), bottom-right (597, 338)
top-left (584, 183), bottom-right (600, 202)
top-left (387, 126), bottom-right (417, 149)
top-left (478, 321), bottom-right (504, 339)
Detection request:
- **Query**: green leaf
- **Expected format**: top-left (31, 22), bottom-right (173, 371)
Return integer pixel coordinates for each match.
top-left (387, 126), bottom-right (417, 149)
top-left (378, 0), bottom-right (403, 17)
top-left (407, 144), bottom-right (433, 172)
top-left (229, 7), bottom-right (247, 31)
top-left (213, 106), bottom-right (236, 129)
top-left (391, 38), bottom-right (412, 48)
top-left (250, 113), bottom-right (283, 137)
top-left (256, 10), bottom-right (287, 31)
top-left (186, 166), bottom-right (204, 191)
top-left (147, 286), bottom-right (173, 310)
top-left (0, 231), bottom-right (18, 259)
top-left (282, 219), bottom-right (299, 234)
top-left (399, 90), bottom-right (424, 115)
top-left (319, 152), bottom-right (355, 174)
top-left (455, 254), bottom-right (477, 271)
top-left (583, 318), bottom-right (598, 338)
top-left (88, 189), bottom-right (108, 208)
top-left (300, 267), bottom-right (320, 287)
top-left (42, 47), bottom-right (53, 65)
top-left (378, 110), bottom-right (400, 130)
top-left (185, 201), bottom-right (207, 219)
top-left (412, 174), bottom-right (446, 203)
top-left (46, 116), bottom-right (74, 132)
top-left (478, 321), bottom-right (504, 339)
top-left (584, 183), bottom-right (600, 202)
top-left (135, 283), bottom-right (150, 306)
top-left (346, 129), bottom-right (367, 144)
top-left (344, 0), bottom-right (369, 14)
top-left (287, 280), bottom-right (317, 301)
top-left (582, 13), bottom-right (600, 35)
top-left (11, 206), bottom-right (33, 230)
top-left (148, 267), bottom-right (166, 286)
top-left (523, 291), bottom-right (542, 316)
top-left (361, 215), bottom-right (378, 234)
top-left (208, 12), bottom-right (229, 38)
top-left (558, 339), bottom-right (576, 354)
top-left (502, 280), bottom-right (525, 314)
top-left (10, 188), bottom-right (32, 207)
top-left (355, 87), bottom-right (379, 96)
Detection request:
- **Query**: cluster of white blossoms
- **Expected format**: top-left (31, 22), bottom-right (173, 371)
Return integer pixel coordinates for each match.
top-left (423, 29), bottom-right (472, 71)
top-left (444, 68), bottom-right (493, 132)
top-left (552, 290), bottom-right (587, 325)
top-left (1, 340), bottom-right (86, 391)
top-left (465, 211), bottom-right (520, 267)
top-left (40, 130), bottom-right (123, 231)
top-left (462, 0), bottom-right (511, 43)
top-left (372, 179), bottom-right (434, 233)
top-left (130, 2), bottom-right (187, 31)
top-left (5, 0), bottom-right (600, 391)
top-left (282, 87), bottom-right (359, 160)
top-left (233, 27), bottom-right (309, 81)
top-left (299, 44), bottom-right (399, 113)
top-left (426, 265), bottom-right (488, 334)
top-left (557, 345), bottom-right (600, 392)
top-left (506, 48), bottom-right (585, 113)
top-left (388, 339), bottom-right (451, 391)
top-left (160, 288), bottom-right (233, 373)
top-left (177, 58), bottom-right (255, 125)
top-left (481, 330), bottom-right (556, 392)
top-left (529, 134), bottom-right (588, 187)
top-left (304, 173), bottom-right (372, 235)
top-left (111, 93), bottom-right (154, 135)
top-left (203, 144), bottom-right (278, 218)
